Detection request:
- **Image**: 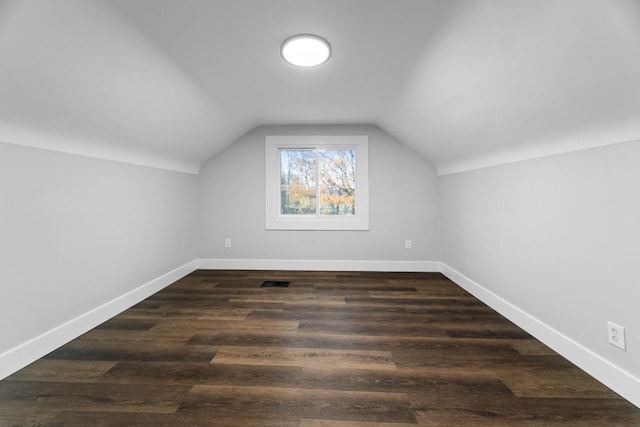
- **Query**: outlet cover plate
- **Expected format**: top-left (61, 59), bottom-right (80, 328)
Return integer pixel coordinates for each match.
top-left (608, 321), bottom-right (626, 350)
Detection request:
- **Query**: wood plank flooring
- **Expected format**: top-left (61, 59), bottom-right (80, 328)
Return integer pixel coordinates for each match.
top-left (1, 270), bottom-right (639, 426)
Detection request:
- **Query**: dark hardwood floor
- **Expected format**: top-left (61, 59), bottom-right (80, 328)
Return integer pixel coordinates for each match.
top-left (1, 270), bottom-right (639, 426)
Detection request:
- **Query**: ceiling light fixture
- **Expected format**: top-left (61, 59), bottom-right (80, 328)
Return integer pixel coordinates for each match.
top-left (281, 34), bottom-right (331, 67)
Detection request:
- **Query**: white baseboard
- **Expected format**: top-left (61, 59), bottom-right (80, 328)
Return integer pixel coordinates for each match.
top-left (0, 259), bottom-right (198, 381)
top-left (197, 258), bottom-right (441, 272)
top-left (441, 263), bottom-right (640, 409)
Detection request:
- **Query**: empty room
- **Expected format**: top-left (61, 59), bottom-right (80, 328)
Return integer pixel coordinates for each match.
top-left (1, 0), bottom-right (639, 425)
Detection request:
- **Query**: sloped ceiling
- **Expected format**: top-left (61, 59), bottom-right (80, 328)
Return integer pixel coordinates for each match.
top-left (1, 0), bottom-right (639, 174)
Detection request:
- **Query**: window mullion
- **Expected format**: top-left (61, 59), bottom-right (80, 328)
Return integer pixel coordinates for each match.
top-left (315, 148), bottom-right (321, 216)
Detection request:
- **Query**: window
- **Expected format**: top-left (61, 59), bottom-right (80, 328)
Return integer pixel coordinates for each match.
top-left (266, 135), bottom-right (369, 230)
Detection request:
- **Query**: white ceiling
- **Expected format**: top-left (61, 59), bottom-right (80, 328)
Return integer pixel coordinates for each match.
top-left (1, 0), bottom-right (639, 174)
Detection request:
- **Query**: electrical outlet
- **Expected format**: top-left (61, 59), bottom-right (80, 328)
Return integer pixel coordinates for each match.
top-left (404, 240), bottom-right (412, 250)
top-left (224, 238), bottom-right (231, 248)
top-left (608, 321), bottom-right (626, 350)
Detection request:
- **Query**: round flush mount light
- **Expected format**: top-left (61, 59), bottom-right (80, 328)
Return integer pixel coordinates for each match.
top-left (281, 34), bottom-right (331, 67)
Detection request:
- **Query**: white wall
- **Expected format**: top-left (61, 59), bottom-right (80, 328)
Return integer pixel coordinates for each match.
top-left (0, 142), bottom-right (198, 377)
top-left (440, 139), bottom-right (640, 404)
top-left (198, 125), bottom-right (440, 269)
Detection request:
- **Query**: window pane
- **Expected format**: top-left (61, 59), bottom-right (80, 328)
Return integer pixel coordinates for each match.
top-left (280, 149), bottom-right (316, 215)
top-left (318, 149), bottom-right (356, 215)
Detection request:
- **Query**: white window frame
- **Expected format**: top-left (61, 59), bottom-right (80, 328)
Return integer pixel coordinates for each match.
top-left (265, 135), bottom-right (369, 230)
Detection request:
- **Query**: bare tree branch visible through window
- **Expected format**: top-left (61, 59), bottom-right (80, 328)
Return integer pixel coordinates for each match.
top-left (280, 148), bottom-right (355, 215)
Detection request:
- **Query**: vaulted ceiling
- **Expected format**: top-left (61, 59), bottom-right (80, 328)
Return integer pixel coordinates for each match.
top-left (1, 0), bottom-right (639, 174)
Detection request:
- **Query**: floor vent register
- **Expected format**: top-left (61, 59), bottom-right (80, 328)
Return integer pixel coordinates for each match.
top-left (260, 281), bottom-right (291, 288)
